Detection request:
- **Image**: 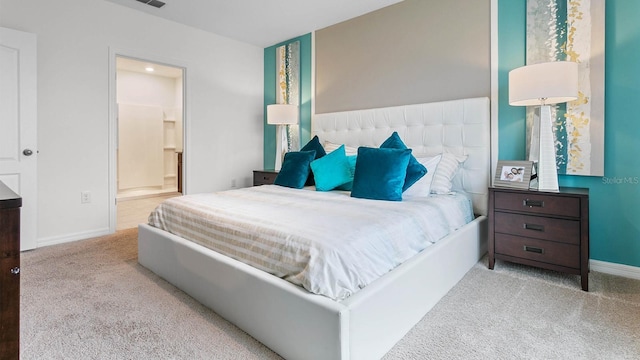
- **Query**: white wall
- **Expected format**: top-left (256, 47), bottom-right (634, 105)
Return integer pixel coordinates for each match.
top-left (117, 69), bottom-right (179, 108)
top-left (0, 0), bottom-right (264, 246)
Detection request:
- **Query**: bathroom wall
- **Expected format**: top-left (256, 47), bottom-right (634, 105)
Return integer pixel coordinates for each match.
top-left (116, 68), bottom-right (182, 198)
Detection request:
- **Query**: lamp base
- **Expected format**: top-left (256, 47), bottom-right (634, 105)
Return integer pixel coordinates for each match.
top-left (537, 105), bottom-right (559, 192)
top-left (274, 124), bottom-right (288, 171)
top-left (528, 162), bottom-right (539, 190)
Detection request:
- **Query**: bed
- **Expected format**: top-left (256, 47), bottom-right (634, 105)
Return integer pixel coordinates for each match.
top-left (138, 97), bottom-right (491, 360)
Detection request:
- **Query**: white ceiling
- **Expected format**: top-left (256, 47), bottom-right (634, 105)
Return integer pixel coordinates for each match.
top-left (104, 0), bottom-right (403, 48)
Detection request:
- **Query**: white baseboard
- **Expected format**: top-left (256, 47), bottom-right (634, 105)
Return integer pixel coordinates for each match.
top-left (37, 227), bottom-right (111, 248)
top-left (590, 259), bottom-right (640, 281)
top-left (117, 190), bottom-right (180, 201)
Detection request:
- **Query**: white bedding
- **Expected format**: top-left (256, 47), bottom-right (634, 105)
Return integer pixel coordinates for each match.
top-left (148, 185), bottom-right (473, 300)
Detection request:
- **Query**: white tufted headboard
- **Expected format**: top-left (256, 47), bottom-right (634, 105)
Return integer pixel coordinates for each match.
top-left (312, 97), bottom-right (491, 216)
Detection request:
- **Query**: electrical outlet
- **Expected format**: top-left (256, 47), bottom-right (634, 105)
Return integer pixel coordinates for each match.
top-left (231, 179), bottom-right (237, 188)
top-left (81, 191), bottom-right (91, 204)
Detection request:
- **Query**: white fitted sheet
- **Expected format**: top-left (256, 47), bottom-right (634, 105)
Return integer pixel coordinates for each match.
top-left (148, 185), bottom-right (473, 300)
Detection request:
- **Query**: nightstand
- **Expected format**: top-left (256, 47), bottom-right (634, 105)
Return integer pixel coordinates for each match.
top-left (488, 187), bottom-right (590, 291)
top-left (253, 170), bottom-right (279, 186)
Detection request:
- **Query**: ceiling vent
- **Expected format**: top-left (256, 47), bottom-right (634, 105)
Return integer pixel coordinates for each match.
top-left (136, 0), bottom-right (165, 8)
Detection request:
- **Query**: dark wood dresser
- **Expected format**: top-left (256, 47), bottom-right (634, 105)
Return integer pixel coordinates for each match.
top-left (0, 181), bottom-right (21, 359)
top-left (253, 170), bottom-right (278, 186)
top-left (488, 187), bottom-right (589, 291)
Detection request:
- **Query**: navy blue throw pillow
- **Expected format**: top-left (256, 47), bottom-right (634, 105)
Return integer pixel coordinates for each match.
top-left (380, 132), bottom-right (427, 191)
top-left (350, 147), bottom-right (411, 201)
top-left (274, 150), bottom-right (316, 189)
top-left (301, 136), bottom-right (327, 186)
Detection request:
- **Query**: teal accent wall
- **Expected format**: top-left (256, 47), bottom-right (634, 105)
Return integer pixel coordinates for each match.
top-left (498, 0), bottom-right (640, 267)
top-left (263, 34), bottom-right (312, 170)
top-left (498, 0), bottom-right (527, 161)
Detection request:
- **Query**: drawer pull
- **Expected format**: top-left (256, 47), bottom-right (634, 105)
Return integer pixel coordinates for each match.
top-left (523, 199), bottom-right (544, 208)
top-left (263, 176), bottom-right (269, 180)
top-left (10, 267), bottom-right (20, 275)
top-left (523, 223), bottom-right (545, 232)
top-left (523, 246), bottom-right (544, 254)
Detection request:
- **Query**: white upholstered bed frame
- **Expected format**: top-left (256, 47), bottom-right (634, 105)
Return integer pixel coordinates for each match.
top-left (138, 97), bottom-right (490, 359)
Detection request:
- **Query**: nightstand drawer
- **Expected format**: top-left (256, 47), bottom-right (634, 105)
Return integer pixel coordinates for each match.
top-left (494, 191), bottom-right (580, 218)
top-left (495, 234), bottom-right (580, 269)
top-left (253, 170), bottom-right (278, 186)
top-left (494, 212), bottom-right (580, 245)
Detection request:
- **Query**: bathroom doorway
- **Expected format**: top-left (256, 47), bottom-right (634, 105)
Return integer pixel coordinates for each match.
top-left (113, 56), bottom-right (185, 229)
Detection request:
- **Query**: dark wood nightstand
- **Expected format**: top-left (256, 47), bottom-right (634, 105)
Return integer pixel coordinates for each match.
top-left (488, 187), bottom-right (590, 291)
top-left (253, 170), bottom-right (279, 186)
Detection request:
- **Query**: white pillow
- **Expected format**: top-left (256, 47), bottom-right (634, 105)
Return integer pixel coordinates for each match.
top-left (403, 154), bottom-right (442, 197)
top-left (323, 141), bottom-right (358, 156)
top-left (430, 152), bottom-right (468, 194)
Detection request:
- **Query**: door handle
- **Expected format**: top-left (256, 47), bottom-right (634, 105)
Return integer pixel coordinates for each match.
top-left (23, 149), bottom-right (34, 156)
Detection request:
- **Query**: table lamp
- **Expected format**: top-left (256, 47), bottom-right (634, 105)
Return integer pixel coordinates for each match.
top-left (509, 61), bottom-right (579, 192)
top-left (267, 104), bottom-right (299, 171)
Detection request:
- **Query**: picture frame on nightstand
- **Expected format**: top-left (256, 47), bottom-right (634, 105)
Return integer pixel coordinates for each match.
top-left (493, 160), bottom-right (533, 190)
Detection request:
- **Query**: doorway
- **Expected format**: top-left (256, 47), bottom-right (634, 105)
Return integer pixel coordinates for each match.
top-left (110, 54), bottom-right (186, 231)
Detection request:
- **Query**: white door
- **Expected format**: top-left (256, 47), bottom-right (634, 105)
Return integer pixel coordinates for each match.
top-left (0, 27), bottom-right (38, 251)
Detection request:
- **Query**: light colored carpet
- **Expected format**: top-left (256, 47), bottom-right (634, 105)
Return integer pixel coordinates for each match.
top-left (20, 229), bottom-right (640, 359)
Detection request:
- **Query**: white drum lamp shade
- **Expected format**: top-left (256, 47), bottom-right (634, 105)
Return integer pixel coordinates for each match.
top-left (509, 61), bottom-right (579, 106)
top-left (267, 104), bottom-right (299, 126)
top-left (267, 104), bottom-right (299, 171)
top-left (509, 61), bottom-right (579, 192)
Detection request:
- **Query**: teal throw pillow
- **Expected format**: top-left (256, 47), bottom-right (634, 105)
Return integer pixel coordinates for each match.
top-left (273, 150), bottom-right (316, 189)
top-left (336, 155), bottom-right (357, 191)
top-left (301, 135), bottom-right (327, 186)
top-left (310, 145), bottom-right (352, 191)
top-left (351, 147), bottom-right (412, 201)
top-left (380, 132), bottom-right (427, 191)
